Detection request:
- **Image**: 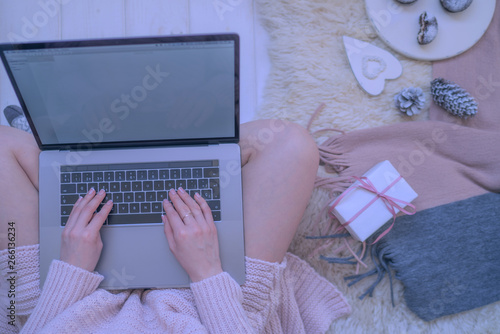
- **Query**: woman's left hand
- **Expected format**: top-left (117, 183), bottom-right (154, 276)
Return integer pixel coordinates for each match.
top-left (60, 188), bottom-right (112, 272)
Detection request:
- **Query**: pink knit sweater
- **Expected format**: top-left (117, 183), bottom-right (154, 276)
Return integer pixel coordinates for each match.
top-left (1, 245), bottom-right (350, 333)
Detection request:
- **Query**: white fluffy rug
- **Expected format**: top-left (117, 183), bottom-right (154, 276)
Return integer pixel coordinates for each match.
top-left (254, 0), bottom-right (500, 333)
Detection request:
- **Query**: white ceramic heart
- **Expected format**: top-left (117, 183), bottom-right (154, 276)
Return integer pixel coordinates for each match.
top-left (343, 36), bottom-right (403, 96)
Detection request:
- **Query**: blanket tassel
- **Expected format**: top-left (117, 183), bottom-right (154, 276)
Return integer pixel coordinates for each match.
top-left (344, 245), bottom-right (395, 307)
top-left (307, 103), bottom-right (395, 306)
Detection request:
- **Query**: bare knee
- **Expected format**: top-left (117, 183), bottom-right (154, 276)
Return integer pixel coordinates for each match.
top-left (240, 119), bottom-right (319, 170)
top-left (0, 125), bottom-right (39, 154)
top-left (0, 125), bottom-right (40, 189)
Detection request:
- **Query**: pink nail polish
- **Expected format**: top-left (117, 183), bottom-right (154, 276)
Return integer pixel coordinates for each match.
top-left (178, 187), bottom-right (185, 194)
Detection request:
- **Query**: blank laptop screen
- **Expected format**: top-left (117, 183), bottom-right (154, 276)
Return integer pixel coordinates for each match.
top-left (3, 36), bottom-right (237, 148)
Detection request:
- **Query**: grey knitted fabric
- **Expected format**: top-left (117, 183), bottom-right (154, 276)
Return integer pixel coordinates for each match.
top-left (365, 192), bottom-right (500, 321)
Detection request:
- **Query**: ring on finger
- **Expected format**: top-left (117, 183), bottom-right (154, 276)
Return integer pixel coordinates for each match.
top-left (181, 211), bottom-right (193, 220)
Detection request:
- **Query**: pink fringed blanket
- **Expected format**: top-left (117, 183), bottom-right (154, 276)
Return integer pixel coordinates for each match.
top-left (315, 0), bottom-right (500, 227)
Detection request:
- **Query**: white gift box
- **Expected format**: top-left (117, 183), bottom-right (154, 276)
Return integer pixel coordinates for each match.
top-left (330, 160), bottom-right (418, 242)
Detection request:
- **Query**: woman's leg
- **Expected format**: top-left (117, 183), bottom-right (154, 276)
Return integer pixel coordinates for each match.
top-left (239, 120), bottom-right (319, 263)
top-left (0, 125), bottom-right (40, 250)
top-left (0, 119), bottom-right (320, 261)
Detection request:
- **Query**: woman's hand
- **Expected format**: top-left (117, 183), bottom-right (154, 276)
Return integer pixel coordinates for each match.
top-left (162, 188), bottom-right (223, 282)
top-left (60, 188), bottom-right (112, 272)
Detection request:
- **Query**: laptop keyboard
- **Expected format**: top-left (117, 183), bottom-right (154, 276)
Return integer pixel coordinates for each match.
top-left (59, 160), bottom-right (221, 226)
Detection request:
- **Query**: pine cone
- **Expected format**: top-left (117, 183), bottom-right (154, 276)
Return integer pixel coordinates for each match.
top-left (431, 78), bottom-right (477, 118)
top-left (394, 87), bottom-right (425, 116)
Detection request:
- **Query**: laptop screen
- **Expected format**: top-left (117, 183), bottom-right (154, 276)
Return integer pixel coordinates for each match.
top-left (0, 34), bottom-right (239, 149)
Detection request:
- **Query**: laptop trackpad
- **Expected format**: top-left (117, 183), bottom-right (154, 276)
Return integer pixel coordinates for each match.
top-left (96, 225), bottom-right (189, 289)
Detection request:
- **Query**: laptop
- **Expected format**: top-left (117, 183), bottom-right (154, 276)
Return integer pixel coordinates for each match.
top-left (0, 34), bottom-right (245, 289)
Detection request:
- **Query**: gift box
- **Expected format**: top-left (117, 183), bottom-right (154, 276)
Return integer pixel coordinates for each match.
top-left (329, 160), bottom-right (418, 242)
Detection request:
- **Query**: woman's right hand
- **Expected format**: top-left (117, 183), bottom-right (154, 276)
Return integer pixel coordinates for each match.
top-left (162, 188), bottom-right (223, 282)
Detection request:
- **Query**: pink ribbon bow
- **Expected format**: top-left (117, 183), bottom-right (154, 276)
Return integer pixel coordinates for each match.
top-left (329, 175), bottom-right (416, 244)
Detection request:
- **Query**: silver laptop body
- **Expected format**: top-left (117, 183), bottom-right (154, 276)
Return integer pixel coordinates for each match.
top-left (0, 34), bottom-right (245, 289)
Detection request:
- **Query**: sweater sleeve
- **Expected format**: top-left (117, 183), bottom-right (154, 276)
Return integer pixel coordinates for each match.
top-left (20, 260), bottom-right (103, 333)
top-left (190, 272), bottom-right (255, 334)
top-left (0, 245), bottom-right (41, 334)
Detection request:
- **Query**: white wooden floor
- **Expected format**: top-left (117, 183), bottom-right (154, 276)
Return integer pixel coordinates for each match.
top-left (0, 0), bottom-right (270, 126)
